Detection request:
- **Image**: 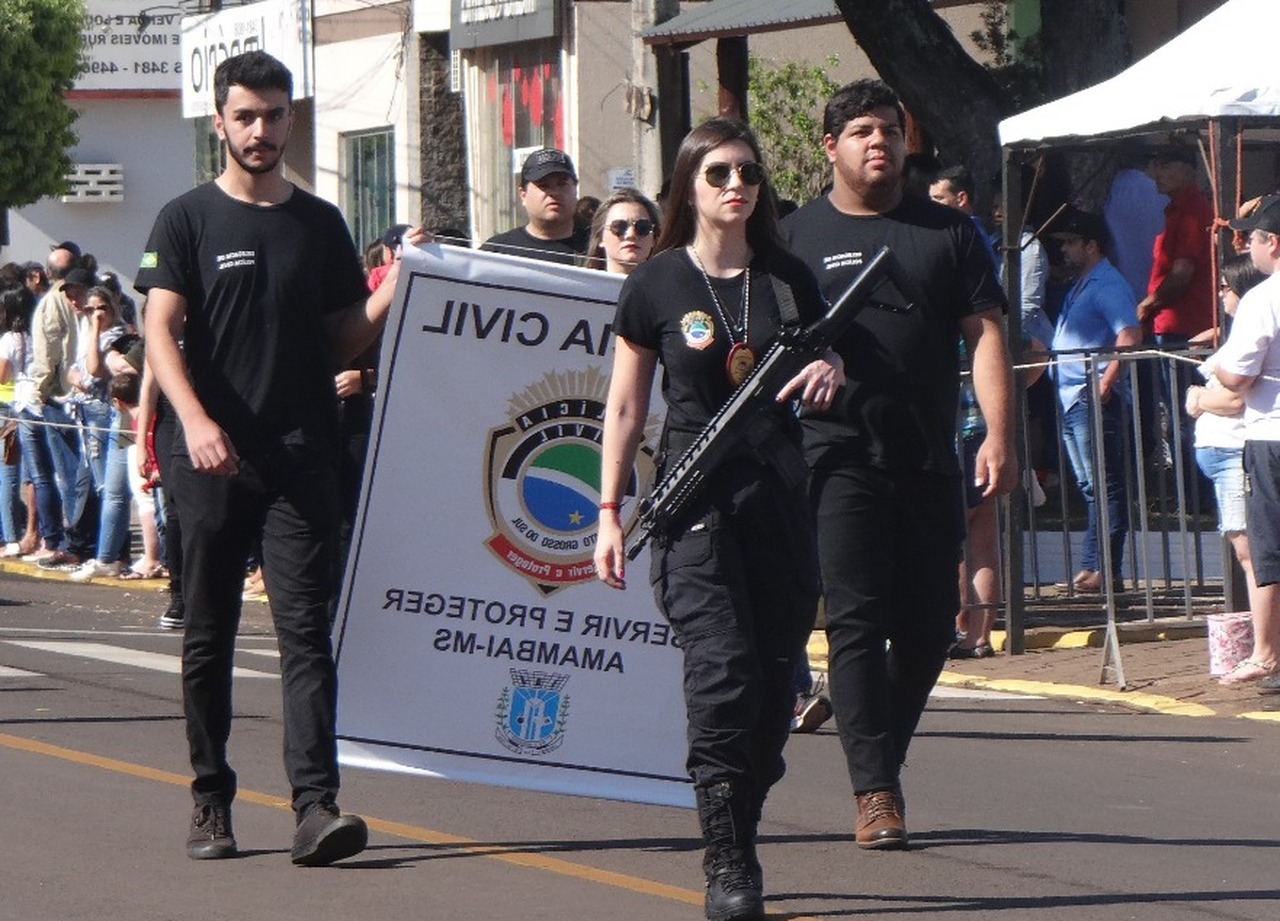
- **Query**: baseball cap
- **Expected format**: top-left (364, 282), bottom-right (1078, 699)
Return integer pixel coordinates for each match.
top-left (63, 267), bottom-right (97, 289)
top-left (1229, 196), bottom-right (1280, 235)
top-left (51, 240), bottom-right (82, 258)
top-left (382, 223), bottom-right (411, 248)
top-left (1048, 207), bottom-right (1110, 247)
top-left (521, 149), bottom-right (577, 185)
top-left (1148, 142), bottom-right (1197, 167)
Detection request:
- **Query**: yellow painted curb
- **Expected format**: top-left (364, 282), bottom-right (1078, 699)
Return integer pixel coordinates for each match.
top-left (933, 670), bottom-right (1216, 717)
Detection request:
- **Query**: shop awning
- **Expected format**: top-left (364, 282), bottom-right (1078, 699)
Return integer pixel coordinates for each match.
top-left (642, 0), bottom-right (843, 47)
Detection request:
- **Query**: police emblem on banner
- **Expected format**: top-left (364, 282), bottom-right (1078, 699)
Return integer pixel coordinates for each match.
top-left (483, 370), bottom-right (658, 595)
top-left (495, 669), bottom-right (570, 755)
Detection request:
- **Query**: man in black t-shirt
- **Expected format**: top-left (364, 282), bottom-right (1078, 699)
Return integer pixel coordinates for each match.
top-left (481, 148), bottom-right (589, 265)
top-left (137, 51), bottom-right (415, 868)
top-left (781, 79), bottom-right (1015, 850)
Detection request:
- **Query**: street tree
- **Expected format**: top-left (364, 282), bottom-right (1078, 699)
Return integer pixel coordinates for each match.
top-left (0, 0), bottom-right (85, 240)
top-left (748, 55), bottom-right (841, 205)
top-left (831, 0), bottom-right (1130, 213)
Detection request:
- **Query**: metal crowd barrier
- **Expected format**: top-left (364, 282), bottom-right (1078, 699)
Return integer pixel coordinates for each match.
top-left (1002, 342), bottom-right (1233, 680)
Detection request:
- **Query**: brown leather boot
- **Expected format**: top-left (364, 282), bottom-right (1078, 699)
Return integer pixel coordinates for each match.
top-left (854, 788), bottom-right (908, 850)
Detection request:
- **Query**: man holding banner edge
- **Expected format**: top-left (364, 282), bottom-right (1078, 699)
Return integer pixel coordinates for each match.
top-left (138, 51), bottom-right (424, 866)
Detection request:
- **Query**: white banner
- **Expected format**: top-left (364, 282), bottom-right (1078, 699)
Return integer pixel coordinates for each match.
top-left (334, 244), bottom-right (692, 808)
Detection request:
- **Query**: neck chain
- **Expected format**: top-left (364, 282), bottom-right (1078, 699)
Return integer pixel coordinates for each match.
top-left (688, 246), bottom-right (750, 343)
top-left (688, 245), bottom-right (758, 387)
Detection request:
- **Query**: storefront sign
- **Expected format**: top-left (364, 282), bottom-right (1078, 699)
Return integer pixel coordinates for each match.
top-left (180, 0), bottom-right (312, 118)
top-left (78, 0), bottom-right (184, 93)
top-left (451, 0), bottom-right (557, 50)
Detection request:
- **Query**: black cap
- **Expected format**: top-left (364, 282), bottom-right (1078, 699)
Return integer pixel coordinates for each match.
top-left (51, 240), bottom-right (82, 258)
top-left (1229, 196), bottom-right (1280, 235)
top-left (521, 148), bottom-right (577, 184)
top-left (382, 223), bottom-right (411, 248)
top-left (63, 267), bottom-right (97, 289)
top-left (1049, 207), bottom-right (1110, 248)
top-left (1149, 142), bottom-right (1197, 167)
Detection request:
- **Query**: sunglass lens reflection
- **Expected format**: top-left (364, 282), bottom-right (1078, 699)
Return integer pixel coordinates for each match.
top-left (608, 220), bottom-right (653, 237)
top-left (703, 162), bottom-right (764, 188)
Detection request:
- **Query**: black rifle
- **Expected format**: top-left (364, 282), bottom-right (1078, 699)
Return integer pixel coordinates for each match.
top-left (627, 245), bottom-right (894, 559)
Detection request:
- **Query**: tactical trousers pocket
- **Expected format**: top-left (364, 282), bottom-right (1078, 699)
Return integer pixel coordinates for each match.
top-left (650, 518), bottom-right (714, 587)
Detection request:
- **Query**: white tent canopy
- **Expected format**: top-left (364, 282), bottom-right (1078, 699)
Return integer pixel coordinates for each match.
top-left (999, 0), bottom-right (1280, 147)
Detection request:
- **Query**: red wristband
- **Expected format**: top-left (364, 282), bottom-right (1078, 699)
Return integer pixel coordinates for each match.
top-left (598, 501), bottom-right (621, 511)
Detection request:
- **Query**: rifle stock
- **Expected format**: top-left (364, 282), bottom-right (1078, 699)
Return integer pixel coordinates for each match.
top-left (625, 246), bottom-right (893, 560)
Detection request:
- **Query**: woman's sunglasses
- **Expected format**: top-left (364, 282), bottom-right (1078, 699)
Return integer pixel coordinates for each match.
top-left (703, 161), bottom-right (765, 188)
top-left (608, 219), bottom-right (655, 238)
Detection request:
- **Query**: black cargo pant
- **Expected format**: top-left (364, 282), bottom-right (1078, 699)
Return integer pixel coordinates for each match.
top-left (810, 463), bottom-right (964, 794)
top-left (172, 441), bottom-right (342, 814)
top-left (651, 457), bottom-right (819, 793)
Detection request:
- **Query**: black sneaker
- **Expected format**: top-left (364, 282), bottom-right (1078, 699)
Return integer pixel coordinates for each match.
top-left (187, 800), bottom-right (237, 860)
top-left (291, 801), bottom-right (368, 866)
top-left (158, 598), bottom-right (185, 630)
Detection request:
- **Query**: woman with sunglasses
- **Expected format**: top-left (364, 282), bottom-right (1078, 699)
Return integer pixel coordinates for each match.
top-left (1187, 253), bottom-right (1275, 684)
top-left (594, 118), bottom-right (841, 921)
top-left (586, 188), bottom-right (661, 274)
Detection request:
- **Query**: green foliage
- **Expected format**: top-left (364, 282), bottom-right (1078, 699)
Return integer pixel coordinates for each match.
top-left (970, 0), bottom-right (1045, 113)
top-left (0, 0), bottom-right (85, 208)
top-left (747, 55), bottom-right (840, 206)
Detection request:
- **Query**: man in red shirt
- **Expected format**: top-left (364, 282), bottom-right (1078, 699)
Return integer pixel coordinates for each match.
top-left (1137, 141), bottom-right (1214, 496)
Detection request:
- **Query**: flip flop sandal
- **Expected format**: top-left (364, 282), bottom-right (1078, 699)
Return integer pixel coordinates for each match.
top-left (1219, 658), bottom-right (1279, 686)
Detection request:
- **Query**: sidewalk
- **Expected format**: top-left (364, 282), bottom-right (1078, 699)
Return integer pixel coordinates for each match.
top-left (805, 612), bottom-right (1280, 724)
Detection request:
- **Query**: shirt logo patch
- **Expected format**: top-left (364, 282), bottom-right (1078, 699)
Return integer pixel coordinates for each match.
top-left (680, 311), bottom-right (715, 350)
top-left (139, 252), bottom-right (158, 269)
top-left (216, 250), bottom-right (256, 271)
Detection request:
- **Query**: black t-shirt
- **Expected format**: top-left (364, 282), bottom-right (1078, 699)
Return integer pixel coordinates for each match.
top-left (781, 194), bottom-right (1006, 475)
top-left (612, 246), bottom-right (825, 437)
top-left (481, 226), bottom-right (589, 266)
top-left (135, 182), bottom-right (367, 453)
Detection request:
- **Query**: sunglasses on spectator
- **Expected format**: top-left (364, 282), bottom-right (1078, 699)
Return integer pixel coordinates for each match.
top-left (607, 219), bottom-right (655, 238)
top-left (703, 161), bottom-right (765, 188)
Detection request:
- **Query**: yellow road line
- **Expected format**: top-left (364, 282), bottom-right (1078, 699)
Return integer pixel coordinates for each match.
top-left (932, 671), bottom-right (1216, 717)
top-left (0, 731), bottom-right (817, 919)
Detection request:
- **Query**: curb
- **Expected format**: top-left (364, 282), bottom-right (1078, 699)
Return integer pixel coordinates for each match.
top-left (802, 621), bottom-right (1280, 722)
top-left (990, 619), bottom-right (1207, 651)
top-left (804, 618), bottom-right (1206, 666)
top-left (0, 557), bottom-right (167, 589)
top-left (0, 558), bottom-right (268, 602)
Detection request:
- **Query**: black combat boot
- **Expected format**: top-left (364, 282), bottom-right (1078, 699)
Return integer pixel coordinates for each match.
top-left (696, 782), bottom-right (765, 921)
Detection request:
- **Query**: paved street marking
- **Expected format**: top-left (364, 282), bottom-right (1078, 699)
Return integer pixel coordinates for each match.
top-left (0, 665), bottom-right (42, 678)
top-left (0, 731), bottom-right (819, 920)
top-left (930, 685), bottom-right (1044, 701)
top-left (4, 641), bottom-right (277, 679)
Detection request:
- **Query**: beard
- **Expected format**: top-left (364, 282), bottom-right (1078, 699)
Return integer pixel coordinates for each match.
top-left (226, 137), bottom-right (284, 175)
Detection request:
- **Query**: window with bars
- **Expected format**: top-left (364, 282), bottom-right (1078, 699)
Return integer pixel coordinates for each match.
top-left (342, 128), bottom-right (395, 250)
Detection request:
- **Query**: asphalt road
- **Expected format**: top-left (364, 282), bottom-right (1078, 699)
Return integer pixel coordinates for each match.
top-left (2, 570), bottom-right (1279, 921)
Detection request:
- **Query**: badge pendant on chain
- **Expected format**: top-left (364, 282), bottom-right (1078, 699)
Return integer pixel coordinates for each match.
top-left (725, 342), bottom-right (756, 386)
top-left (689, 246), bottom-right (756, 387)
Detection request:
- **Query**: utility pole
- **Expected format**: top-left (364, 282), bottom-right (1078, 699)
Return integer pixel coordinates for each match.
top-left (631, 0), bottom-right (682, 199)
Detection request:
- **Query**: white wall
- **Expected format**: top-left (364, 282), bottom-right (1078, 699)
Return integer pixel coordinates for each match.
top-left (5, 97), bottom-right (196, 296)
top-left (313, 31), bottom-right (421, 227)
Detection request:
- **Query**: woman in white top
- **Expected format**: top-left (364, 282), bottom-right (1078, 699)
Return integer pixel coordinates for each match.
top-left (0, 285), bottom-right (37, 555)
top-left (1187, 254), bottom-right (1273, 684)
